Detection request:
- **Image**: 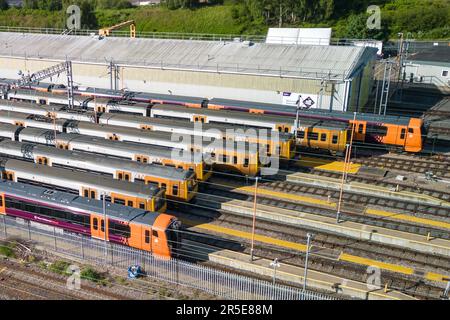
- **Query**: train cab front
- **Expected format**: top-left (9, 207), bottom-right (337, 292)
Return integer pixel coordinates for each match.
top-left (152, 214), bottom-right (181, 259)
top-left (404, 118), bottom-right (424, 153)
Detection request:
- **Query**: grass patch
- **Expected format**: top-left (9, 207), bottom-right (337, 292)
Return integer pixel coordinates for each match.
top-left (48, 260), bottom-right (71, 275)
top-left (0, 245), bottom-right (15, 258)
top-left (81, 266), bottom-right (108, 286)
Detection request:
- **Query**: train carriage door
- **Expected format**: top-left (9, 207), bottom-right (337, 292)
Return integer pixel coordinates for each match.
top-left (141, 227), bottom-right (152, 252)
top-left (399, 127), bottom-right (407, 147)
top-left (0, 193), bottom-right (5, 214)
top-left (353, 121), bottom-right (366, 141)
top-left (90, 214), bottom-right (108, 240)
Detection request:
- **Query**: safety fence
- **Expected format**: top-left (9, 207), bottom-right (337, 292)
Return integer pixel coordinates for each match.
top-left (0, 215), bottom-right (335, 300)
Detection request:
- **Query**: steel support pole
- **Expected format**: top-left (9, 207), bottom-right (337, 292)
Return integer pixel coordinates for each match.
top-left (336, 143), bottom-right (349, 223)
top-left (103, 193), bottom-right (107, 263)
top-left (250, 177), bottom-right (259, 262)
top-left (303, 233), bottom-right (313, 292)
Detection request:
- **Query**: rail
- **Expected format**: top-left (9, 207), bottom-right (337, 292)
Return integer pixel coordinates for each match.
top-left (0, 215), bottom-right (336, 300)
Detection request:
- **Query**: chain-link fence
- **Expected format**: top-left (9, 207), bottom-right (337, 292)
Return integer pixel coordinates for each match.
top-left (0, 215), bottom-right (335, 300)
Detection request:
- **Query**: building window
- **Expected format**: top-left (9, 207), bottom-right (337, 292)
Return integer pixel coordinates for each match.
top-left (443, 70), bottom-right (449, 77)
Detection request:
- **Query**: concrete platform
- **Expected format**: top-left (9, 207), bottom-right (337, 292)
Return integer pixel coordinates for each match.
top-left (286, 172), bottom-right (450, 208)
top-left (208, 249), bottom-right (417, 300)
top-left (203, 195), bottom-right (450, 258)
top-left (220, 181), bottom-right (450, 232)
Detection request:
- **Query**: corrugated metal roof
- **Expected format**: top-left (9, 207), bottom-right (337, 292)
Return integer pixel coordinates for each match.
top-left (0, 32), bottom-right (376, 80)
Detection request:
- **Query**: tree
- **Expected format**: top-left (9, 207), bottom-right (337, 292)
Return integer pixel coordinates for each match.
top-left (0, 0), bottom-right (8, 11)
top-left (344, 12), bottom-right (388, 40)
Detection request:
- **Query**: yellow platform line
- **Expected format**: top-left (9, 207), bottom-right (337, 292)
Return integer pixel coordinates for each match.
top-left (185, 220), bottom-right (449, 283)
top-left (237, 186), bottom-right (336, 208)
top-left (366, 208), bottom-right (450, 230)
top-left (299, 156), bottom-right (361, 174)
top-left (234, 185), bottom-right (450, 231)
top-left (339, 253), bottom-right (414, 275)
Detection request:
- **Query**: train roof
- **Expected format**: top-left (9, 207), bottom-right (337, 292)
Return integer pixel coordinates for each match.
top-left (14, 126), bottom-right (204, 164)
top-left (208, 98), bottom-right (414, 125)
top-left (70, 121), bottom-right (256, 151)
top-left (8, 89), bottom-right (91, 106)
top-left (0, 179), bottom-right (160, 226)
top-left (75, 86), bottom-right (206, 106)
top-left (0, 140), bottom-right (193, 181)
top-left (2, 159), bottom-right (161, 198)
top-left (151, 104), bottom-right (349, 130)
top-left (100, 113), bottom-right (294, 140)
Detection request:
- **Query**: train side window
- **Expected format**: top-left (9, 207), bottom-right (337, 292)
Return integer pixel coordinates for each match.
top-left (84, 189), bottom-right (89, 197)
top-left (233, 156), bottom-right (238, 164)
top-left (0, 196), bottom-right (3, 207)
top-left (297, 131), bottom-right (305, 139)
top-left (152, 230), bottom-right (158, 238)
top-left (332, 135), bottom-right (338, 144)
top-left (109, 221), bottom-right (131, 238)
top-left (408, 128), bottom-right (414, 134)
top-left (307, 132), bottom-right (319, 141)
top-left (320, 133), bottom-right (327, 142)
top-left (118, 172), bottom-right (123, 180)
top-left (124, 173), bottom-right (130, 181)
top-left (136, 156), bottom-right (141, 162)
top-left (145, 230), bottom-right (150, 244)
top-left (173, 185), bottom-right (178, 196)
top-left (114, 198), bottom-right (125, 205)
top-left (139, 202), bottom-right (145, 209)
top-left (127, 200), bottom-right (133, 207)
top-left (143, 158), bottom-right (148, 163)
top-left (367, 125), bottom-right (388, 136)
top-left (244, 158), bottom-right (249, 168)
top-left (93, 218), bottom-right (98, 231)
top-left (358, 124), bottom-right (364, 134)
top-left (284, 127), bottom-right (289, 133)
top-left (101, 220), bottom-right (105, 232)
top-left (90, 191), bottom-right (96, 199)
top-left (400, 128), bottom-right (406, 139)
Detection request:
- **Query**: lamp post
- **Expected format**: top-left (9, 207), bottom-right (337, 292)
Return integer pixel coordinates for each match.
top-left (102, 192), bottom-right (108, 263)
top-left (444, 280), bottom-right (450, 299)
top-left (337, 112), bottom-right (357, 222)
top-left (250, 177), bottom-right (259, 262)
top-left (270, 258), bottom-right (280, 286)
top-left (303, 233), bottom-right (313, 292)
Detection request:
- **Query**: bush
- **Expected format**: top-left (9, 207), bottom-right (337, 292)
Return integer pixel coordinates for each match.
top-left (48, 260), bottom-right (71, 275)
top-left (81, 266), bottom-right (107, 285)
top-left (0, 244), bottom-right (15, 258)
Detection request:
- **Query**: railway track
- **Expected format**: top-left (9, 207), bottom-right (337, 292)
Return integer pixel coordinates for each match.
top-left (0, 259), bottom-right (123, 300)
top-left (178, 205), bottom-right (449, 300)
top-left (306, 169), bottom-right (450, 202)
top-left (351, 155), bottom-right (450, 179)
top-left (428, 126), bottom-right (450, 136)
top-left (207, 176), bottom-right (450, 221)
top-left (199, 185), bottom-right (450, 239)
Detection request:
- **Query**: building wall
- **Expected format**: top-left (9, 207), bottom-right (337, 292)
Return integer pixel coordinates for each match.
top-left (0, 56), bottom-right (351, 110)
top-left (404, 62), bottom-right (450, 88)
